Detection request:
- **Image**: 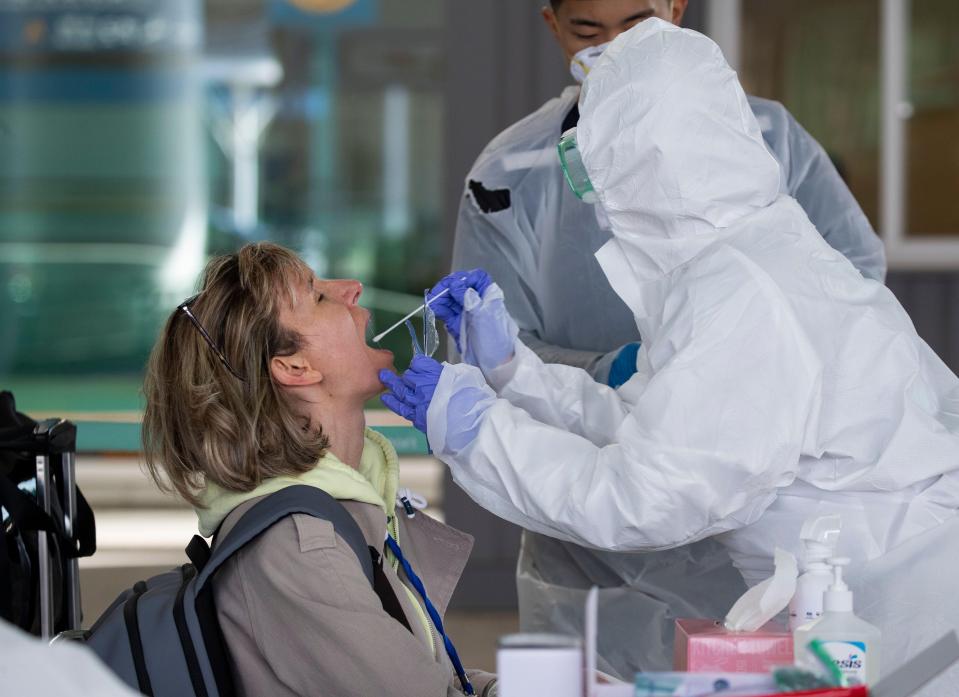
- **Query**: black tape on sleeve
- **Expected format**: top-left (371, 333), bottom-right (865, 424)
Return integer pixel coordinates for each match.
top-left (468, 180), bottom-right (511, 214)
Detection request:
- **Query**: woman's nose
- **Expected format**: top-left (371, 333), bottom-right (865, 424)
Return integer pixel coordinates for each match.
top-left (336, 280), bottom-right (363, 305)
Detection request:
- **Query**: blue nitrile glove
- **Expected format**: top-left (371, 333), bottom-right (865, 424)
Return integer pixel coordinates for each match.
top-left (379, 355), bottom-right (444, 433)
top-left (458, 283), bottom-right (518, 374)
top-left (428, 269), bottom-right (493, 343)
top-left (607, 342), bottom-right (641, 388)
top-left (425, 362), bottom-right (499, 457)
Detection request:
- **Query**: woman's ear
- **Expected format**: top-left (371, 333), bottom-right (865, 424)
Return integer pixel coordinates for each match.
top-left (270, 353), bottom-right (324, 387)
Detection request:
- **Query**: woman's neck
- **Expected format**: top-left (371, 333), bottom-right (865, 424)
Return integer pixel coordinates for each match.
top-left (313, 401), bottom-right (367, 470)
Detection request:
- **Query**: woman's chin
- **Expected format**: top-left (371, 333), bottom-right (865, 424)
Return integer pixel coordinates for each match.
top-left (369, 346), bottom-right (395, 371)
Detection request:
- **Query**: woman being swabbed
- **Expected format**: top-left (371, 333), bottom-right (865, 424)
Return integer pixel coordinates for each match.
top-left (143, 242), bottom-right (496, 697)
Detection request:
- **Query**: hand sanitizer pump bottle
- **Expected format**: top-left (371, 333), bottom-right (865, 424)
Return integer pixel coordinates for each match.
top-left (789, 515), bottom-right (841, 631)
top-left (793, 557), bottom-right (881, 686)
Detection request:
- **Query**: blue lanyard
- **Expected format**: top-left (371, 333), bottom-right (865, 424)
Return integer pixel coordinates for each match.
top-left (385, 534), bottom-right (475, 695)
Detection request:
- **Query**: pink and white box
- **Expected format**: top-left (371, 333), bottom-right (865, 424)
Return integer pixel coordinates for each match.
top-left (673, 619), bottom-right (794, 673)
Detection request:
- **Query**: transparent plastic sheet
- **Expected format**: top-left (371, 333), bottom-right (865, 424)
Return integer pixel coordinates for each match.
top-left (405, 290), bottom-right (439, 359)
top-left (423, 288), bottom-right (439, 357)
top-left (850, 516), bottom-right (959, 697)
top-left (515, 531), bottom-right (748, 680)
top-left (405, 319), bottom-right (424, 355)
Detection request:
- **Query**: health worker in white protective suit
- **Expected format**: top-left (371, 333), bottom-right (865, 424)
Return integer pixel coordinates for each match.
top-left (381, 19), bottom-right (959, 694)
top-left (451, 0), bottom-right (887, 677)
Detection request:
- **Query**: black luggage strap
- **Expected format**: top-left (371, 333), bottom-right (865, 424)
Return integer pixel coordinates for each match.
top-left (0, 473), bottom-right (63, 536)
top-left (65, 484), bottom-right (97, 558)
top-left (0, 472), bottom-right (95, 558)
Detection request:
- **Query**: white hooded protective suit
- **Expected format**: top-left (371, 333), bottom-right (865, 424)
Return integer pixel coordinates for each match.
top-left (429, 19), bottom-right (959, 692)
top-left (452, 17), bottom-right (885, 678)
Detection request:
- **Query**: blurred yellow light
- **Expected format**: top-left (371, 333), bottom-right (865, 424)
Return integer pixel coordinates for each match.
top-left (288, 0), bottom-right (358, 13)
top-left (24, 19), bottom-right (46, 45)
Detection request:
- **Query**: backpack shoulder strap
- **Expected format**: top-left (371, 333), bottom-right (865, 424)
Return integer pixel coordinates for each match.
top-left (193, 485), bottom-right (374, 591)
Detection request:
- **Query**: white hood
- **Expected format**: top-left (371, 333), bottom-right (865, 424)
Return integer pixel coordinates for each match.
top-left (578, 19), bottom-right (782, 298)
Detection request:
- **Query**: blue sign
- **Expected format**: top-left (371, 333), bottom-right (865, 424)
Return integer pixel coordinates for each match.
top-left (269, 0), bottom-right (378, 32)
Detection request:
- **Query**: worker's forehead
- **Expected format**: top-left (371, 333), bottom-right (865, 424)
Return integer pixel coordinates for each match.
top-left (559, 0), bottom-right (663, 23)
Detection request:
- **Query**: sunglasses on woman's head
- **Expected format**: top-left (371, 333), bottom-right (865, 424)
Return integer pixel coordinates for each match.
top-left (178, 295), bottom-right (246, 381)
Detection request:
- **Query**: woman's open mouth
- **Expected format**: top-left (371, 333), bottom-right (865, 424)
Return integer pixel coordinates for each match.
top-left (363, 313), bottom-right (392, 356)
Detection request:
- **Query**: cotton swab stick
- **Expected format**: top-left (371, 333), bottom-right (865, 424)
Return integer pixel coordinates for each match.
top-left (372, 287), bottom-right (450, 343)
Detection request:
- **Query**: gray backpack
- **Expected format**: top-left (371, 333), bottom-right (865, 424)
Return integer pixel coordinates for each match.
top-left (85, 485), bottom-right (403, 697)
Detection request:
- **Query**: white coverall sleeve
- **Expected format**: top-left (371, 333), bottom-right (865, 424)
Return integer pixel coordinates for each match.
top-left (429, 268), bottom-right (822, 552)
top-left (485, 339), bottom-right (630, 446)
top-left (451, 184), bottom-right (620, 381)
top-left (780, 110), bottom-right (886, 282)
top-left (518, 330), bottom-right (625, 385)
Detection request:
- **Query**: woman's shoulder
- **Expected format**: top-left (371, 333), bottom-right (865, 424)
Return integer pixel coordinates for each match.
top-left (220, 512), bottom-right (385, 613)
top-left (210, 492), bottom-right (378, 600)
top-left (215, 489), bottom-right (380, 572)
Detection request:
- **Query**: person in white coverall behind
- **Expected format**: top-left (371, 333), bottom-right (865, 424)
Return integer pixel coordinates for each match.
top-left (450, 0), bottom-right (888, 676)
top-left (381, 19), bottom-right (959, 694)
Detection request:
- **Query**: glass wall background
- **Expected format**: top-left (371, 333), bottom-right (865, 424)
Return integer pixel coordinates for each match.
top-left (740, 0), bottom-right (959, 239)
top-left (740, 0), bottom-right (881, 227)
top-left (1, 0), bottom-right (204, 408)
top-left (905, 0), bottom-right (959, 236)
top-left (1, 0), bottom-right (446, 412)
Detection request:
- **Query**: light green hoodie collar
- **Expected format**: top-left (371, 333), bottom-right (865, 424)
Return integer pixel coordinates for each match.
top-left (196, 428), bottom-right (399, 537)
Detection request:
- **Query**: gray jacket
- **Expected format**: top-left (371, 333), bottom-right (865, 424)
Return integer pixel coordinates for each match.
top-left (212, 495), bottom-right (497, 696)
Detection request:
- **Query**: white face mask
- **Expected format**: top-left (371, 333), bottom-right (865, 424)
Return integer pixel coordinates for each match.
top-left (569, 42), bottom-right (611, 84)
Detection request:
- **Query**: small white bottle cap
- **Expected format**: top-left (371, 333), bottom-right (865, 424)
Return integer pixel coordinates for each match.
top-left (801, 515), bottom-right (842, 563)
top-left (824, 556), bottom-right (853, 612)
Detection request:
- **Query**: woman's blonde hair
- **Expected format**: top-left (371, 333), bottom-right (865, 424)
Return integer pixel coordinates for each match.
top-left (143, 242), bottom-right (329, 507)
